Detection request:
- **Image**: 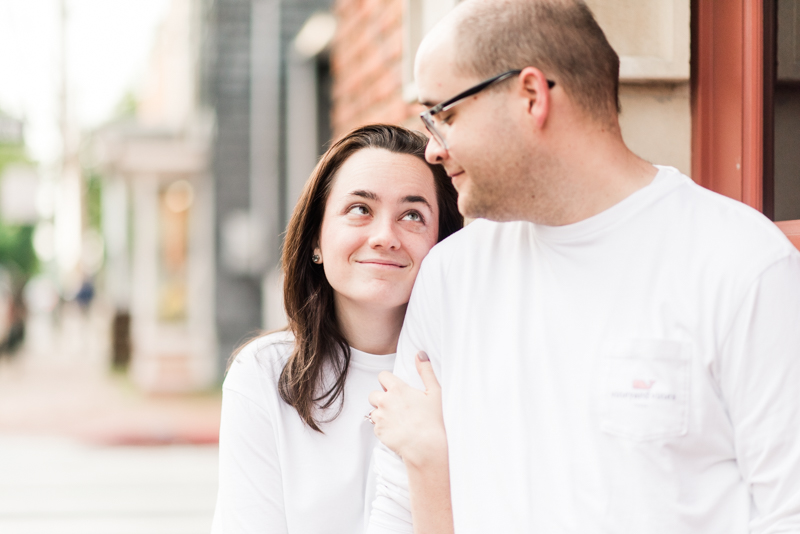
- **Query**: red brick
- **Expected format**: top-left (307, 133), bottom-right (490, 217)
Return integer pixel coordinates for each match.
top-left (332, 0), bottom-right (414, 134)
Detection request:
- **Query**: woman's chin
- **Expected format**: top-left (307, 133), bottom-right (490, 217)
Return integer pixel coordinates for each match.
top-left (340, 289), bottom-right (410, 314)
top-left (361, 295), bottom-right (409, 312)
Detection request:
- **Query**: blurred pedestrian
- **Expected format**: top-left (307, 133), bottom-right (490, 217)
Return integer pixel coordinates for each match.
top-left (74, 277), bottom-right (95, 312)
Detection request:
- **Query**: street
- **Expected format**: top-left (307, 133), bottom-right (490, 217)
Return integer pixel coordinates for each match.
top-left (0, 304), bottom-right (221, 534)
top-left (0, 436), bottom-right (218, 534)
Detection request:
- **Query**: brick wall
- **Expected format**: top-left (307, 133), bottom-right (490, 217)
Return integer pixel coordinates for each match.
top-left (331, 0), bottom-right (424, 136)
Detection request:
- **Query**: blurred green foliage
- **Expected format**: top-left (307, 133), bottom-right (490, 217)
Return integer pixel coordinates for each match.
top-left (0, 224), bottom-right (36, 276)
top-left (0, 142), bottom-right (27, 171)
top-left (0, 137), bottom-right (38, 279)
top-left (86, 170), bottom-right (103, 231)
top-left (114, 91), bottom-right (138, 119)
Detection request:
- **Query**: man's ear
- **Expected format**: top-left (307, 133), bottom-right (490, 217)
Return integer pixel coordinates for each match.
top-left (518, 66), bottom-right (551, 129)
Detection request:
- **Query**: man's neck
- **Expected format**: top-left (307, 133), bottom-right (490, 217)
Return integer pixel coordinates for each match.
top-left (334, 298), bottom-right (406, 356)
top-left (533, 123), bottom-right (658, 226)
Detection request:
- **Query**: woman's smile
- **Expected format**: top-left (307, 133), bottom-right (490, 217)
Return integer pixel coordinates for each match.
top-left (356, 258), bottom-right (409, 269)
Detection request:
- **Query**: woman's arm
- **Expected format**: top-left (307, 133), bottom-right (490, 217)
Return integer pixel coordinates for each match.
top-left (368, 352), bottom-right (454, 534)
top-left (213, 385), bottom-right (288, 533)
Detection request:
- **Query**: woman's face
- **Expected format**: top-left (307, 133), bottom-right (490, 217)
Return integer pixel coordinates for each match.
top-left (318, 148), bottom-right (440, 314)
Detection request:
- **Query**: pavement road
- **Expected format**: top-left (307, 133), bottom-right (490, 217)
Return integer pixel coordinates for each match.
top-left (0, 436), bottom-right (218, 534)
top-left (0, 304), bottom-right (222, 533)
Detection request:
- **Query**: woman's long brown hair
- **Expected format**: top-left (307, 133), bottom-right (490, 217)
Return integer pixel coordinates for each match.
top-left (280, 124), bottom-right (462, 431)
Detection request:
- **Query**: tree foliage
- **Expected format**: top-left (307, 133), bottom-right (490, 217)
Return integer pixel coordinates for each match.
top-left (0, 138), bottom-right (38, 279)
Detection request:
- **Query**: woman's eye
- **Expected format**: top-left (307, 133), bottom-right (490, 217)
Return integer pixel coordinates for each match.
top-left (348, 205), bottom-right (369, 216)
top-left (402, 211), bottom-right (423, 223)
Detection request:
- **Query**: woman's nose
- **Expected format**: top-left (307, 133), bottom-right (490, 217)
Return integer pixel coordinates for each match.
top-left (368, 218), bottom-right (401, 250)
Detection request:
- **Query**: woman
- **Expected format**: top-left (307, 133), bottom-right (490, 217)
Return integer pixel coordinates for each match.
top-left (212, 124), bottom-right (461, 533)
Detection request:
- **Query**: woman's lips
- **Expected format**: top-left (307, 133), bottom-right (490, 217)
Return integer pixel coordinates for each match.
top-left (357, 259), bottom-right (407, 268)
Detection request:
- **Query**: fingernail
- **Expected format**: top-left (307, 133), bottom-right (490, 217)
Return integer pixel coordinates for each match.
top-left (417, 351), bottom-right (429, 362)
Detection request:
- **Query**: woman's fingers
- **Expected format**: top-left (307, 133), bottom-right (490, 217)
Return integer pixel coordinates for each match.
top-left (368, 389), bottom-right (384, 408)
top-left (377, 370), bottom-right (406, 392)
top-left (415, 351), bottom-right (441, 393)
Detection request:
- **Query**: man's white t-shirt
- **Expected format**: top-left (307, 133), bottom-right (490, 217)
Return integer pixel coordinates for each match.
top-left (212, 331), bottom-right (394, 533)
top-left (369, 166), bottom-right (800, 533)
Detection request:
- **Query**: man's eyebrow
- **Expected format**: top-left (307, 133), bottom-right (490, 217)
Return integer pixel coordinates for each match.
top-left (348, 190), bottom-right (379, 201)
top-left (419, 100), bottom-right (437, 108)
top-left (401, 195), bottom-right (432, 209)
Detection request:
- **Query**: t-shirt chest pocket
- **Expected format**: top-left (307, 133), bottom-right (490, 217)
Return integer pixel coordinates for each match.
top-left (598, 339), bottom-right (691, 441)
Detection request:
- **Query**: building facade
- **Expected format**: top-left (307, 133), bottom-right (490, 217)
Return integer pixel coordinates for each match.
top-left (96, 0), bottom-right (341, 387)
top-left (203, 0), bottom-right (334, 367)
top-left (95, 0), bottom-right (217, 391)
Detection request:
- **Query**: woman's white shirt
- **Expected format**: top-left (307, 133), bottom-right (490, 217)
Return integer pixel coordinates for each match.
top-left (211, 331), bottom-right (395, 533)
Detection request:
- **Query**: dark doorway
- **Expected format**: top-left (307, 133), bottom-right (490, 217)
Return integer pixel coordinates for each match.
top-left (765, 0), bottom-right (800, 222)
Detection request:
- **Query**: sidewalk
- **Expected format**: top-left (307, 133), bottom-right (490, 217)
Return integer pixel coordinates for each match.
top-left (0, 436), bottom-right (218, 534)
top-left (0, 304), bottom-right (222, 533)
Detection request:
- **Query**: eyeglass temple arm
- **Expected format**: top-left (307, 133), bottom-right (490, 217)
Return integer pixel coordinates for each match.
top-left (430, 72), bottom-right (555, 116)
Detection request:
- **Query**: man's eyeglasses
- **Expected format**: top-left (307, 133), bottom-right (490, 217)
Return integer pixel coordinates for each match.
top-left (419, 69), bottom-right (556, 151)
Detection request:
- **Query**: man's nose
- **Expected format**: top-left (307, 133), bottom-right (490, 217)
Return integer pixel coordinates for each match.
top-left (425, 135), bottom-right (447, 164)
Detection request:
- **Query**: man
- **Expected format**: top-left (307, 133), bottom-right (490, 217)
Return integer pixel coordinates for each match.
top-left (368, 0), bottom-right (800, 533)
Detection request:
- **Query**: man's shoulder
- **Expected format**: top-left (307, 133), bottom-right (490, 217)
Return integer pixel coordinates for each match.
top-left (657, 166), bottom-right (797, 274)
top-left (673, 170), bottom-right (792, 247)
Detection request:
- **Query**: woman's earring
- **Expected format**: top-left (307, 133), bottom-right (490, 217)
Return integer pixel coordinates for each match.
top-left (312, 253), bottom-right (321, 264)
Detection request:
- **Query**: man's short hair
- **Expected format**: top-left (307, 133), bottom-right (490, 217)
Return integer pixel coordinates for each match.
top-left (454, 0), bottom-right (620, 123)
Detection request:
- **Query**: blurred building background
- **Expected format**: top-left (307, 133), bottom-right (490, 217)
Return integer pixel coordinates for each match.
top-left (90, 0), bottom-right (338, 392)
top-left (1, 0), bottom-right (796, 393)
top-left (8, 0), bottom-right (792, 394)
top-left (0, 0), bottom-right (797, 404)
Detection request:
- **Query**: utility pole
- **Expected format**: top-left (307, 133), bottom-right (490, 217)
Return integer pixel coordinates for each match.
top-left (59, 0), bottom-right (67, 155)
top-left (55, 0), bottom-right (83, 295)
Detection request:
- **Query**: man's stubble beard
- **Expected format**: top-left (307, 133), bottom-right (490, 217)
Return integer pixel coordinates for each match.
top-left (459, 146), bottom-right (563, 224)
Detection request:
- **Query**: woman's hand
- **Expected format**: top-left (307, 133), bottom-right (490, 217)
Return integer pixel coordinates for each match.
top-left (368, 351), bottom-right (454, 534)
top-left (368, 351), bottom-right (448, 469)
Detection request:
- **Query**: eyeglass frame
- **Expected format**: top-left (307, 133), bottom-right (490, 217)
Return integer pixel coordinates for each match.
top-left (419, 69), bottom-right (556, 150)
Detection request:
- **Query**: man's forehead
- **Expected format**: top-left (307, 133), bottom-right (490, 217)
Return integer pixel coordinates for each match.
top-left (415, 30), bottom-right (470, 106)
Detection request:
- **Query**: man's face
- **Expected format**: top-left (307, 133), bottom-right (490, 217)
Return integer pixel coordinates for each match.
top-left (416, 35), bottom-right (538, 222)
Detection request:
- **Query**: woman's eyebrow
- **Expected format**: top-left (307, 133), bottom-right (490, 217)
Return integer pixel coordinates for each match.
top-left (348, 190), bottom-right (431, 209)
top-left (349, 190), bottom-right (379, 201)
top-left (400, 195), bottom-right (432, 209)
